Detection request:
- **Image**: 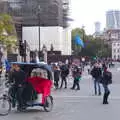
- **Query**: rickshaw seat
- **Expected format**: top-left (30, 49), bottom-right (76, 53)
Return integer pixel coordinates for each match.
top-left (27, 77), bottom-right (52, 96)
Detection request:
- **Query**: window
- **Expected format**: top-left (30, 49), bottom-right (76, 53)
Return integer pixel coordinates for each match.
top-left (118, 55), bottom-right (120, 59)
top-left (114, 55), bottom-right (116, 59)
top-left (118, 49), bottom-right (119, 53)
top-left (114, 49), bottom-right (116, 52)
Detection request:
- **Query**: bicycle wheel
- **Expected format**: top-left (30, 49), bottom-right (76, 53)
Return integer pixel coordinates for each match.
top-left (0, 96), bottom-right (11, 116)
top-left (43, 96), bottom-right (53, 112)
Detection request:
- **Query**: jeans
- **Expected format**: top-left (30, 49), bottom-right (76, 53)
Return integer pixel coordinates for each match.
top-left (102, 84), bottom-right (110, 104)
top-left (60, 76), bottom-right (67, 88)
top-left (10, 85), bottom-right (24, 108)
top-left (54, 79), bottom-right (59, 89)
top-left (72, 79), bottom-right (80, 90)
top-left (94, 78), bottom-right (101, 95)
top-left (103, 84), bottom-right (110, 94)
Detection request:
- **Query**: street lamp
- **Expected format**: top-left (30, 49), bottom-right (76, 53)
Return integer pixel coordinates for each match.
top-left (37, 5), bottom-right (41, 59)
top-left (42, 44), bottom-right (47, 63)
top-left (82, 25), bottom-right (85, 41)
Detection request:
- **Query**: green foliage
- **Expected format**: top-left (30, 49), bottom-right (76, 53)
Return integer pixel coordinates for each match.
top-left (71, 28), bottom-right (111, 58)
top-left (0, 14), bottom-right (17, 53)
top-left (71, 28), bottom-right (85, 55)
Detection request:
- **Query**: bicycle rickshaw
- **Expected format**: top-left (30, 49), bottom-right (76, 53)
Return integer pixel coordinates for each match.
top-left (0, 62), bottom-right (53, 116)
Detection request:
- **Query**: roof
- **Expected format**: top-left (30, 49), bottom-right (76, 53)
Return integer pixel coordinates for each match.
top-left (10, 62), bottom-right (52, 72)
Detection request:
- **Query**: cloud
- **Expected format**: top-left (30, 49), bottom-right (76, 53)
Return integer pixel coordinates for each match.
top-left (70, 0), bottom-right (120, 34)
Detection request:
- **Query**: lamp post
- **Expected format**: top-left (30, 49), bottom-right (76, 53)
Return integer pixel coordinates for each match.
top-left (37, 5), bottom-right (41, 60)
top-left (42, 44), bottom-right (47, 63)
top-left (82, 25), bottom-right (85, 41)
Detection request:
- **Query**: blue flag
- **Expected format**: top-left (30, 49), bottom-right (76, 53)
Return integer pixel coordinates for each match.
top-left (75, 35), bottom-right (84, 48)
top-left (5, 59), bottom-right (11, 72)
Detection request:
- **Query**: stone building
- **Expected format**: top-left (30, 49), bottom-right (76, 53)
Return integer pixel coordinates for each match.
top-left (2, 0), bottom-right (72, 55)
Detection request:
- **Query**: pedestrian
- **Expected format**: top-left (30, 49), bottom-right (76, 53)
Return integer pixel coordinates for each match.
top-left (60, 64), bottom-right (69, 89)
top-left (90, 63), bottom-right (102, 95)
top-left (8, 64), bottom-right (26, 111)
top-left (53, 66), bottom-right (60, 89)
top-left (71, 66), bottom-right (82, 90)
top-left (86, 64), bottom-right (91, 74)
top-left (101, 67), bottom-right (112, 104)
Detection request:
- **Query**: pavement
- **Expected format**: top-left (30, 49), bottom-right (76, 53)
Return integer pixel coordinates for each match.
top-left (0, 63), bottom-right (120, 120)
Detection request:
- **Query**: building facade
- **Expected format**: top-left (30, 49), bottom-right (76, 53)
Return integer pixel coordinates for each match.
top-left (95, 22), bottom-right (101, 33)
top-left (7, 0), bottom-right (69, 27)
top-left (105, 29), bottom-right (120, 60)
top-left (1, 0), bottom-right (72, 55)
top-left (106, 10), bottom-right (120, 29)
top-left (112, 41), bottom-right (120, 60)
top-left (0, 1), bottom-right (9, 13)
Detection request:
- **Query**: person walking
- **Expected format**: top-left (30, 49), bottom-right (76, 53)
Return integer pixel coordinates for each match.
top-left (101, 67), bottom-right (112, 104)
top-left (90, 63), bottom-right (102, 95)
top-left (71, 66), bottom-right (82, 90)
top-left (60, 64), bottom-right (69, 89)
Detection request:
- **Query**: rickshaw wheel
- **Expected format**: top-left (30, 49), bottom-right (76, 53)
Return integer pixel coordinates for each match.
top-left (43, 96), bottom-right (53, 112)
top-left (0, 96), bottom-right (11, 116)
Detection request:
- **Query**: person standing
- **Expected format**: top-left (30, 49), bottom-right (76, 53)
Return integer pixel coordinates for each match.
top-left (53, 66), bottom-right (60, 89)
top-left (9, 64), bottom-right (26, 110)
top-left (101, 67), bottom-right (112, 104)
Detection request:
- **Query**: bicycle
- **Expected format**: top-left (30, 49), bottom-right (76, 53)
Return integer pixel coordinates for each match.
top-left (0, 82), bottom-right (14, 116)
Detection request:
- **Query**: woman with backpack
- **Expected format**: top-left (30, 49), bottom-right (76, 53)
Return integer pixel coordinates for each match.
top-left (101, 67), bottom-right (112, 104)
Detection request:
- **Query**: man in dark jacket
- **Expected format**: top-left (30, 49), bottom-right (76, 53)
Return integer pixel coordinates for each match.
top-left (60, 64), bottom-right (69, 89)
top-left (91, 63), bottom-right (102, 95)
top-left (9, 64), bottom-right (26, 110)
top-left (53, 66), bottom-right (60, 89)
top-left (101, 67), bottom-right (112, 104)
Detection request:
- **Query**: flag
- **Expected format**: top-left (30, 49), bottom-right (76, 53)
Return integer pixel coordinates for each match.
top-left (75, 35), bottom-right (84, 48)
top-left (5, 59), bottom-right (11, 72)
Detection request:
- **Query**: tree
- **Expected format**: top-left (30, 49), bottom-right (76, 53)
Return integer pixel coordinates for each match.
top-left (0, 14), bottom-right (17, 53)
top-left (71, 28), bottom-right (86, 55)
top-left (71, 28), bottom-right (111, 58)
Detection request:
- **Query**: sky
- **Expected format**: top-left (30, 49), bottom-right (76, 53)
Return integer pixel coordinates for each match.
top-left (70, 0), bottom-right (120, 35)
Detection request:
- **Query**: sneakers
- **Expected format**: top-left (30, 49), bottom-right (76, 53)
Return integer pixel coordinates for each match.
top-left (76, 88), bottom-right (80, 90)
top-left (64, 87), bottom-right (67, 89)
top-left (103, 101), bottom-right (109, 104)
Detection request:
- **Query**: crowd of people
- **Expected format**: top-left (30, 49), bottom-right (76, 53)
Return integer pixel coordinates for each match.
top-left (51, 59), bottom-right (113, 105)
top-left (0, 58), bottom-right (114, 112)
top-left (52, 62), bottom-right (82, 90)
